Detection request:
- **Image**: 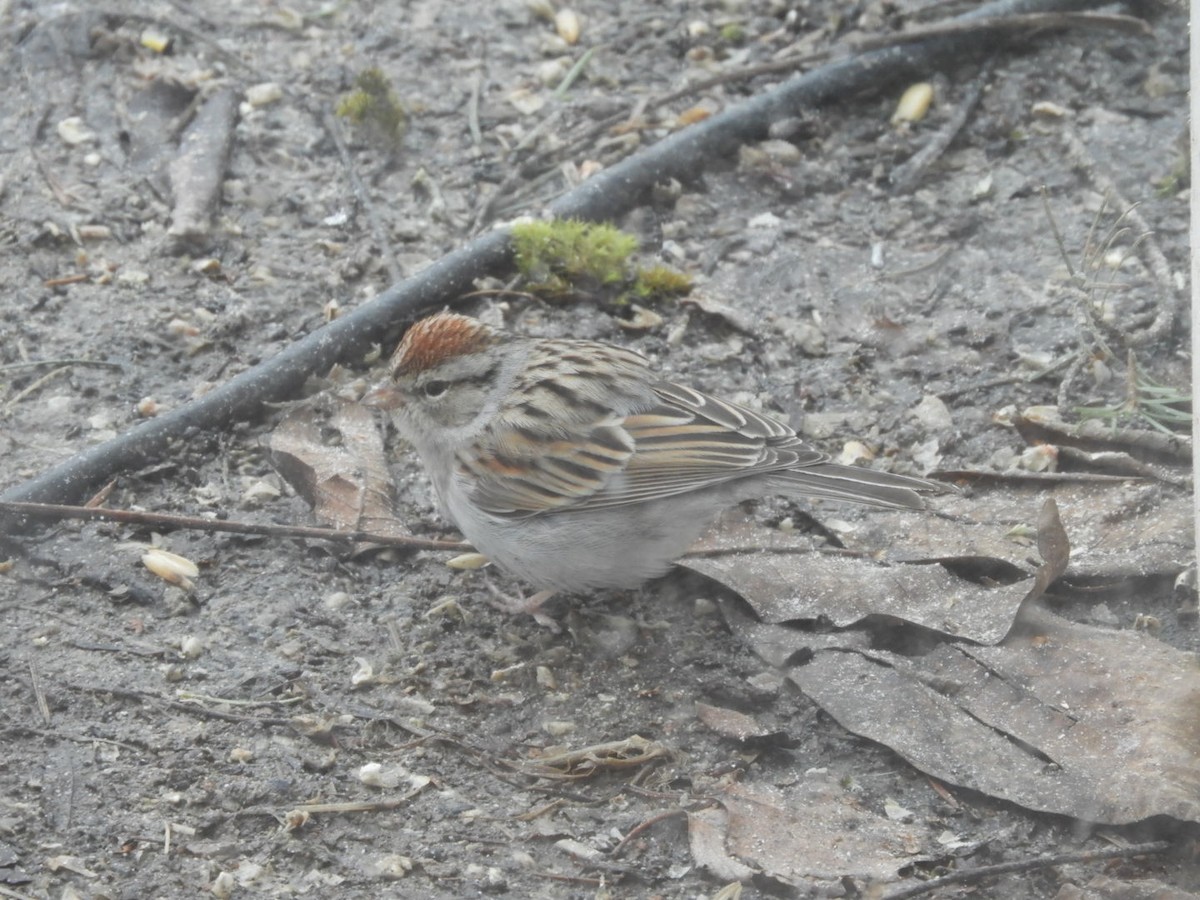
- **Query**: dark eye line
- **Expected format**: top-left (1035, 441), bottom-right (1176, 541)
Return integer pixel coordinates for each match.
top-left (421, 366), bottom-right (497, 398)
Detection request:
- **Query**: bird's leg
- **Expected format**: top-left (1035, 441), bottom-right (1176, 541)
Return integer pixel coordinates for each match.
top-left (483, 578), bottom-right (560, 630)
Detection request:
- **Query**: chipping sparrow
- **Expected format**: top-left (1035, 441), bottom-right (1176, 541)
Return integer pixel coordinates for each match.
top-left (366, 311), bottom-right (943, 597)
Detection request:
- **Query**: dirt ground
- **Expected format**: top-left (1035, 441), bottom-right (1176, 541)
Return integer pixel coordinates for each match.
top-left (0, 1), bottom-right (1194, 898)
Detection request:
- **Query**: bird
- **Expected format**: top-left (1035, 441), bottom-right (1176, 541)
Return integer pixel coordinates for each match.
top-left (365, 311), bottom-right (944, 607)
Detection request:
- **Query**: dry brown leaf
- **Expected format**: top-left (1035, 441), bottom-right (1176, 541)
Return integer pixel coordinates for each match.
top-left (1054, 487), bottom-right (1192, 584)
top-left (682, 498), bottom-right (1067, 644)
top-left (270, 399), bottom-right (406, 539)
top-left (696, 703), bottom-right (777, 743)
top-left (785, 607), bottom-right (1200, 824)
top-left (689, 778), bottom-right (924, 886)
top-left (716, 499), bottom-right (1199, 824)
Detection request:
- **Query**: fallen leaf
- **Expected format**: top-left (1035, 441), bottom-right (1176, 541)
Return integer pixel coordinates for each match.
top-left (785, 607), bottom-right (1200, 824)
top-left (682, 499), bottom-right (1066, 645)
top-left (270, 398), bottom-right (406, 540)
top-left (690, 777), bottom-right (925, 886)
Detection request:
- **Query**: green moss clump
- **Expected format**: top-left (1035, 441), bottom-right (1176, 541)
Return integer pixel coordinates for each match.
top-left (631, 264), bottom-right (694, 301)
top-left (336, 68), bottom-right (406, 148)
top-left (719, 23), bottom-right (746, 44)
top-left (511, 220), bottom-right (638, 294)
top-left (510, 218), bottom-right (693, 308)
top-left (1155, 154), bottom-right (1189, 197)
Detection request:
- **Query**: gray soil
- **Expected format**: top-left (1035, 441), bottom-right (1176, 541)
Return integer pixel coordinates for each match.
top-left (0, 1), bottom-right (1194, 898)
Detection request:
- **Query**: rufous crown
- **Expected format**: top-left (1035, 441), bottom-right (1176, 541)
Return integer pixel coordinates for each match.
top-left (389, 312), bottom-right (498, 377)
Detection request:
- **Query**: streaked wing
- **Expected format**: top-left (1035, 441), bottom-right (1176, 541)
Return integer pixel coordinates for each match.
top-left (459, 417), bottom-right (635, 516)
top-left (458, 339), bottom-right (651, 517)
top-left (461, 377), bottom-right (825, 517)
top-left (591, 381), bottom-right (826, 507)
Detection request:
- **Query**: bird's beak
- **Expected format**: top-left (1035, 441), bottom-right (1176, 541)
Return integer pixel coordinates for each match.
top-left (362, 380), bottom-right (406, 410)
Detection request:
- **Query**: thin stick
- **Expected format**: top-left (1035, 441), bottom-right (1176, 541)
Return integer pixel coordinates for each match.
top-left (28, 660), bottom-right (51, 726)
top-left (885, 840), bottom-right (1171, 899)
top-left (467, 73), bottom-right (483, 150)
top-left (3, 365), bottom-right (71, 410)
top-left (0, 883), bottom-right (38, 900)
top-left (0, 359), bottom-right (123, 372)
top-left (80, 684), bottom-right (296, 727)
top-left (891, 59), bottom-right (993, 192)
top-left (610, 807), bottom-right (688, 857)
top-left (167, 87), bottom-right (239, 241)
top-left (1059, 125), bottom-right (1180, 347)
top-left (851, 10), bottom-right (1148, 52)
top-left (0, 501), bottom-right (468, 551)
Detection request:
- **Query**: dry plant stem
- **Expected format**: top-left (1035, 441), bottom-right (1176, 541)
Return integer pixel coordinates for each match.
top-left (1056, 349), bottom-right (1092, 410)
top-left (283, 790), bottom-right (428, 815)
top-left (75, 683), bottom-right (295, 727)
top-left (4, 723), bottom-right (143, 754)
top-left (513, 736), bottom-right (671, 775)
top-left (1059, 125), bottom-right (1180, 347)
top-left (890, 58), bottom-right (993, 192)
top-left (937, 373), bottom-right (1023, 400)
top-left (467, 73), bottom-right (483, 150)
top-left (883, 840), bottom-right (1172, 900)
top-left (28, 660), bottom-right (50, 726)
top-left (0, 501), bottom-right (468, 551)
top-left (0, 0), bottom-right (1112, 521)
top-left (2, 365), bottom-right (71, 410)
top-left (610, 807), bottom-right (688, 857)
top-left (0, 358), bottom-right (123, 372)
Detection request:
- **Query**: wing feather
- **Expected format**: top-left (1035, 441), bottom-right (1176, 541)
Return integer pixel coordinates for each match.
top-left (460, 376), bottom-right (830, 517)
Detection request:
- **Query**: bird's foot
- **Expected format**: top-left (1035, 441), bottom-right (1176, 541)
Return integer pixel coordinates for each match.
top-left (483, 580), bottom-right (560, 630)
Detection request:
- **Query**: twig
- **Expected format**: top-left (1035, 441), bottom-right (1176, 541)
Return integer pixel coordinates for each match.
top-left (28, 659), bottom-right (51, 726)
top-left (174, 691), bottom-right (305, 708)
top-left (937, 374), bottom-right (1022, 401)
top-left (610, 807), bottom-right (688, 857)
top-left (891, 59), bottom-right (993, 192)
top-left (467, 73), bottom-right (483, 150)
top-left (78, 684), bottom-right (296, 727)
top-left (0, 358), bottom-right (123, 372)
top-left (1192, 0), bottom-right (1200, 598)
top-left (0, 501), bottom-right (469, 551)
top-left (552, 46), bottom-right (597, 98)
top-left (3, 365), bottom-right (72, 410)
top-left (167, 87), bottom-right (239, 242)
top-left (0, 0), bottom-right (1125, 520)
top-left (884, 840), bottom-right (1172, 899)
top-left (2, 723), bottom-right (144, 754)
top-left (42, 273), bottom-right (89, 287)
top-left (1058, 125), bottom-right (1180, 347)
top-left (0, 883), bottom-right (39, 900)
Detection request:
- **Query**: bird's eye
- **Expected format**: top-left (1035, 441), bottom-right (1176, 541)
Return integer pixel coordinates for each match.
top-left (422, 380), bottom-right (449, 399)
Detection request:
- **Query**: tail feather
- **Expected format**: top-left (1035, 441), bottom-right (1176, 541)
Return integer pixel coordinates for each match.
top-left (769, 464), bottom-right (948, 510)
